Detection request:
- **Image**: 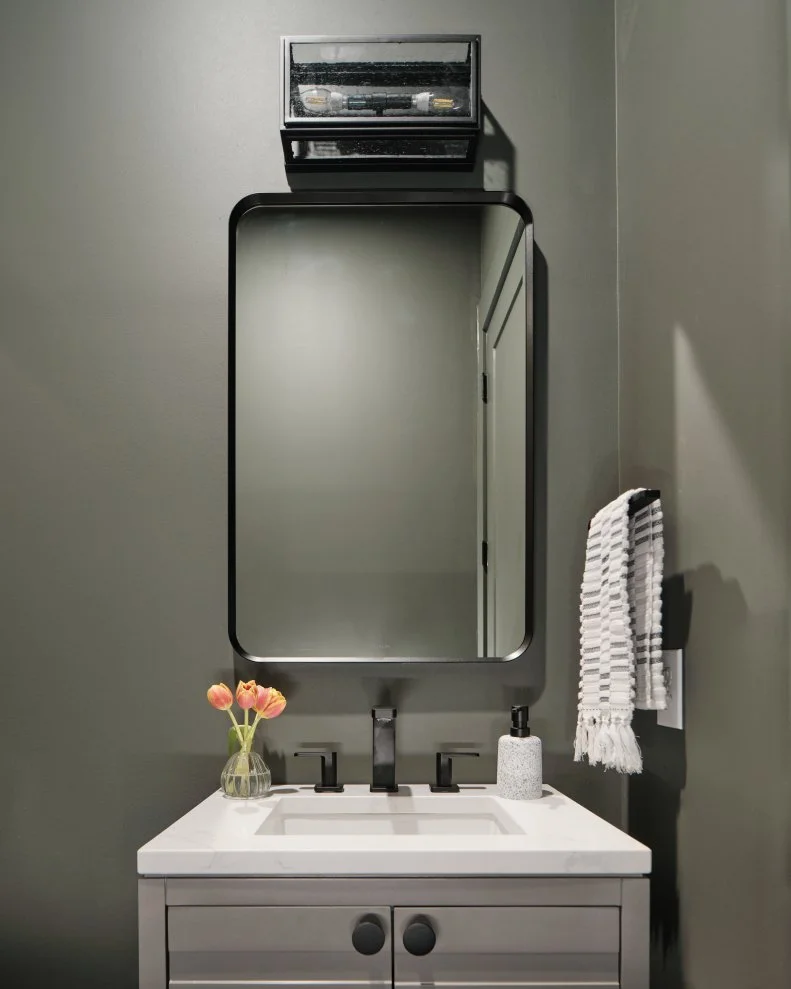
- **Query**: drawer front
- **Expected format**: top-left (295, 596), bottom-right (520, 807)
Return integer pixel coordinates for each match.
top-left (168, 906), bottom-right (391, 988)
top-left (393, 906), bottom-right (620, 988)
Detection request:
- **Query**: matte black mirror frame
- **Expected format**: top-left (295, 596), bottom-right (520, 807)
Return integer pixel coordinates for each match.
top-left (228, 190), bottom-right (534, 665)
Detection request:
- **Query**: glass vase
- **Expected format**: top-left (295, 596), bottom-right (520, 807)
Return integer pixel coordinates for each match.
top-left (220, 748), bottom-right (271, 799)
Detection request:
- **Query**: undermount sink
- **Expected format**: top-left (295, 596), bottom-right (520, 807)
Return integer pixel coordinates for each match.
top-left (256, 793), bottom-right (522, 836)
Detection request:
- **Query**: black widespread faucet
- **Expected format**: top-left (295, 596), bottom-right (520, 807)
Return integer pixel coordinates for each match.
top-left (370, 707), bottom-right (398, 793)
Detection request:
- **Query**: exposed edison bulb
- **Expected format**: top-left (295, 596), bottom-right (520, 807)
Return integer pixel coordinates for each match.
top-left (299, 88), bottom-right (461, 114)
top-left (413, 92), bottom-right (461, 113)
top-left (299, 87), bottom-right (345, 114)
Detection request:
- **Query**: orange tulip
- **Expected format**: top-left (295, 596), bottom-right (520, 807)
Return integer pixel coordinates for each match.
top-left (253, 686), bottom-right (287, 719)
top-left (207, 683), bottom-right (233, 711)
top-left (235, 679), bottom-right (258, 710)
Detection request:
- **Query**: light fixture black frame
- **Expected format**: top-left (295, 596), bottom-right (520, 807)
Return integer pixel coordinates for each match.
top-left (228, 190), bottom-right (534, 665)
top-left (280, 35), bottom-right (481, 170)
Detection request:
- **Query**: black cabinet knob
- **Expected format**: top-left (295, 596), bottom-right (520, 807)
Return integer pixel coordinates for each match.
top-left (352, 915), bottom-right (386, 955)
top-left (403, 918), bottom-right (436, 956)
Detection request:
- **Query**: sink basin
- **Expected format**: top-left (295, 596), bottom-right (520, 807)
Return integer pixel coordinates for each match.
top-left (256, 794), bottom-right (521, 836)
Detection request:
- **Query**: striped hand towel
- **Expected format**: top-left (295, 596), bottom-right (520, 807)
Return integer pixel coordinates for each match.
top-left (574, 490), bottom-right (665, 774)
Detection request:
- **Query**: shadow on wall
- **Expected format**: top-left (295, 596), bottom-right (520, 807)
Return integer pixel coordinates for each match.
top-left (627, 485), bottom-right (791, 989)
top-left (629, 564), bottom-right (788, 989)
top-left (526, 242), bottom-right (548, 702)
top-left (629, 572), bottom-right (691, 989)
top-left (477, 103), bottom-right (516, 191)
top-left (285, 101), bottom-right (516, 192)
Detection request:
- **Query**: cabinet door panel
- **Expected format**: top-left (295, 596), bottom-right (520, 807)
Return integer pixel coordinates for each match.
top-left (393, 906), bottom-right (620, 988)
top-left (168, 906), bottom-right (391, 988)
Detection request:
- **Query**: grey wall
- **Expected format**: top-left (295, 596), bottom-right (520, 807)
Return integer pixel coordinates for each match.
top-left (0, 2), bottom-right (618, 986)
top-left (616, 1), bottom-right (791, 986)
top-left (235, 207), bottom-right (480, 658)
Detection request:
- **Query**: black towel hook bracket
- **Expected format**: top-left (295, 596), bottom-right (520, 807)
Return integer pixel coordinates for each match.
top-left (587, 489), bottom-right (661, 531)
top-left (627, 488), bottom-right (661, 517)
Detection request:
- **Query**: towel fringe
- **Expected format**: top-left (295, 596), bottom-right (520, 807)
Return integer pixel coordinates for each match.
top-left (574, 713), bottom-right (642, 774)
top-left (573, 716), bottom-right (591, 763)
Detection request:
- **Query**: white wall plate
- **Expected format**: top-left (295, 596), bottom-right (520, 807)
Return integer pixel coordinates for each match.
top-left (657, 649), bottom-right (684, 730)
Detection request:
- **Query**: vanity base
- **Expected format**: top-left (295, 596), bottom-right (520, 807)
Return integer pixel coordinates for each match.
top-left (139, 875), bottom-right (649, 989)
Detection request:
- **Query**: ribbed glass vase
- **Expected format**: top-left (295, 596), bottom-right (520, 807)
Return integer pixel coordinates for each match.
top-left (220, 749), bottom-right (271, 799)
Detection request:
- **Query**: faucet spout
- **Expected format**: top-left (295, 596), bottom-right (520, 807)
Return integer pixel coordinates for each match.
top-left (370, 707), bottom-right (398, 793)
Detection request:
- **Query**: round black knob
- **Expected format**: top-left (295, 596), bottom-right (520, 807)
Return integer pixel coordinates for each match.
top-left (352, 916), bottom-right (386, 955)
top-left (403, 918), bottom-right (436, 956)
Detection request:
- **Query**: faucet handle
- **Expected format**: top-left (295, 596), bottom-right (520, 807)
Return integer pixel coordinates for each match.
top-left (430, 751), bottom-right (479, 793)
top-left (294, 750), bottom-right (344, 793)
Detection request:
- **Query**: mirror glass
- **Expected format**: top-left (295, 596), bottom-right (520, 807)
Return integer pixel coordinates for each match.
top-left (231, 195), bottom-right (532, 662)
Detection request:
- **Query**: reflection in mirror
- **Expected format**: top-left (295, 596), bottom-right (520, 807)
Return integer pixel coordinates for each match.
top-left (231, 196), bottom-right (532, 662)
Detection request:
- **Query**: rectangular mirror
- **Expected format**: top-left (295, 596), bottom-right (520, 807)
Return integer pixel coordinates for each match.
top-left (230, 192), bottom-right (533, 662)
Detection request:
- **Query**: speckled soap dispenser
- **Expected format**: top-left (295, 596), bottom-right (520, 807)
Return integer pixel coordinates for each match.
top-left (497, 705), bottom-right (542, 800)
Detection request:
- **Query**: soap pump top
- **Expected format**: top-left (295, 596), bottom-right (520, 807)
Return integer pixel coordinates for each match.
top-left (510, 705), bottom-right (531, 738)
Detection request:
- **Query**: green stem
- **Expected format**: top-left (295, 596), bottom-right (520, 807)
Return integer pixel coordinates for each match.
top-left (248, 712), bottom-right (263, 749)
top-left (226, 709), bottom-right (246, 749)
top-left (243, 708), bottom-right (251, 753)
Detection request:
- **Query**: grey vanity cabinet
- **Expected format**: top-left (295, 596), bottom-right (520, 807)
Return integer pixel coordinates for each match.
top-left (139, 877), bottom-right (649, 989)
top-left (392, 906), bottom-right (621, 987)
top-left (167, 905), bottom-right (392, 988)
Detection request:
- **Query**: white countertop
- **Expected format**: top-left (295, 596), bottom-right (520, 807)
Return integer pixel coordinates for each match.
top-left (137, 784), bottom-right (650, 877)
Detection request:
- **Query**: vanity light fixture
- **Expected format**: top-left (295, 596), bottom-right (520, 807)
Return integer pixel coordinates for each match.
top-left (280, 35), bottom-right (481, 169)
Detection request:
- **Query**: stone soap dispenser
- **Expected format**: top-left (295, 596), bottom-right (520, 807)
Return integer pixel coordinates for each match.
top-left (497, 705), bottom-right (542, 800)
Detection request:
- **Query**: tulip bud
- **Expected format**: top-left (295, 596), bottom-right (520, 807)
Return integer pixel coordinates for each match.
top-left (207, 683), bottom-right (233, 711)
top-left (236, 679), bottom-right (258, 710)
top-left (253, 686), bottom-right (287, 719)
